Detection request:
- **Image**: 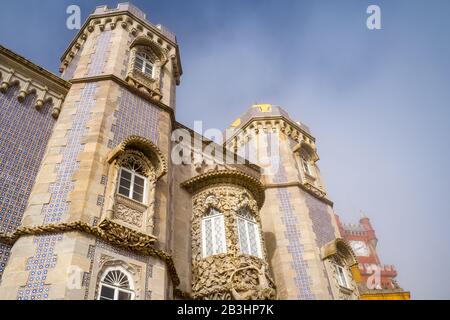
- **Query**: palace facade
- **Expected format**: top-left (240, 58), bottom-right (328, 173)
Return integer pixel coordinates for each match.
top-left (0, 3), bottom-right (407, 300)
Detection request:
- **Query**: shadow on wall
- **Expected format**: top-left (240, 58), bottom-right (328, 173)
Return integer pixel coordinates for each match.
top-left (264, 231), bottom-right (277, 279)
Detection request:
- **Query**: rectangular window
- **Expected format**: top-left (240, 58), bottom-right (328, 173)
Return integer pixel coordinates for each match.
top-left (336, 265), bottom-right (349, 289)
top-left (202, 213), bottom-right (226, 258)
top-left (118, 168), bottom-right (147, 204)
top-left (135, 56), bottom-right (153, 77)
top-left (237, 217), bottom-right (262, 258)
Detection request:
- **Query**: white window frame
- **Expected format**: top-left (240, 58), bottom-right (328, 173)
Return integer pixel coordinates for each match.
top-left (97, 268), bottom-right (135, 301)
top-left (117, 167), bottom-right (147, 204)
top-left (301, 157), bottom-right (312, 176)
top-left (237, 211), bottom-right (262, 258)
top-left (336, 265), bottom-right (350, 289)
top-left (201, 209), bottom-right (227, 258)
top-left (135, 52), bottom-right (155, 78)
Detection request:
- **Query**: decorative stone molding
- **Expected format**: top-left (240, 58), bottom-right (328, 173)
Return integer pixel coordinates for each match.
top-left (0, 45), bottom-right (70, 119)
top-left (59, 4), bottom-right (182, 83)
top-left (184, 180), bottom-right (276, 300)
top-left (125, 36), bottom-right (169, 102)
top-left (94, 258), bottom-right (142, 300)
top-left (226, 117), bottom-right (316, 154)
top-left (321, 238), bottom-right (358, 266)
top-left (107, 135), bottom-right (168, 179)
top-left (321, 238), bottom-right (360, 300)
top-left (0, 220), bottom-right (182, 287)
top-left (181, 170), bottom-right (265, 209)
top-left (303, 182), bottom-right (327, 199)
top-left (114, 194), bottom-right (147, 228)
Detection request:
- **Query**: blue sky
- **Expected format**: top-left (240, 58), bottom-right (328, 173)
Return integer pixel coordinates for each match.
top-left (1, 0), bottom-right (449, 299)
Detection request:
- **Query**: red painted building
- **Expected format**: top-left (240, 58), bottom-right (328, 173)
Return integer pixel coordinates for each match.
top-left (335, 214), bottom-right (410, 299)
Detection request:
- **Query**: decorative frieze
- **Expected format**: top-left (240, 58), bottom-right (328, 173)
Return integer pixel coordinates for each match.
top-left (0, 45), bottom-right (70, 119)
top-left (114, 194), bottom-right (146, 228)
top-left (227, 117), bottom-right (317, 154)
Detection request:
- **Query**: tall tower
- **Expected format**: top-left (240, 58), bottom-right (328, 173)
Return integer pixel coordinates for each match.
top-left (0, 3), bottom-right (182, 300)
top-left (336, 215), bottom-right (410, 299)
top-left (226, 105), bottom-right (360, 300)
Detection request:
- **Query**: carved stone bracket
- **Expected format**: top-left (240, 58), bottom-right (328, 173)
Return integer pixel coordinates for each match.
top-left (0, 46), bottom-right (70, 119)
top-left (303, 182), bottom-right (327, 199)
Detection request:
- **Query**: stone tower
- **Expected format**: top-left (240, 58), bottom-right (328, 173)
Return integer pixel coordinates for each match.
top-left (225, 104), bottom-right (361, 299)
top-left (0, 3), bottom-right (181, 300)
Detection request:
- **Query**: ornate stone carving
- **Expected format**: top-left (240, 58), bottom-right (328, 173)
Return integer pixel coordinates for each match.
top-left (114, 203), bottom-right (144, 228)
top-left (0, 220), bottom-right (185, 295)
top-left (125, 36), bottom-right (169, 102)
top-left (103, 139), bottom-right (166, 235)
top-left (186, 181), bottom-right (276, 300)
top-left (321, 239), bottom-right (360, 300)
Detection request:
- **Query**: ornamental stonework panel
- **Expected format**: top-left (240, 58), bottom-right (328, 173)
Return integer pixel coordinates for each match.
top-left (190, 184), bottom-right (276, 300)
top-left (114, 203), bottom-right (144, 228)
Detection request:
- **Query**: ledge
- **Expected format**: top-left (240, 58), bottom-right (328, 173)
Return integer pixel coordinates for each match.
top-left (264, 181), bottom-right (334, 206)
top-left (181, 170), bottom-right (265, 208)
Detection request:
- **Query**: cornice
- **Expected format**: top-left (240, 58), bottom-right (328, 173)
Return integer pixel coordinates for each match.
top-left (181, 170), bottom-right (265, 208)
top-left (173, 121), bottom-right (262, 174)
top-left (0, 45), bottom-right (70, 90)
top-left (226, 115), bottom-right (316, 146)
top-left (0, 45), bottom-right (70, 119)
top-left (265, 181), bottom-right (334, 206)
top-left (70, 74), bottom-right (175, 122)
top-left (60, 10), bottom-right (182, 81)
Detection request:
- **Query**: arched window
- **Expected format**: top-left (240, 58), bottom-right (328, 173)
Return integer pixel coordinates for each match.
top-left (134, 52), bottom-right (154, 78)
top-left (201, 208), bottom-right (226, 258)
top-left (98, 268), bottom-right (134, 300)
top-left (236, 208), bottom-right (262, 258)
top-left (117, 153), bottom-right (149, 204)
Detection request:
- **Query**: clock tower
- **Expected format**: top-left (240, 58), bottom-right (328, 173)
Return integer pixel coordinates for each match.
top-left (336, 214), bottom-right (410, 300)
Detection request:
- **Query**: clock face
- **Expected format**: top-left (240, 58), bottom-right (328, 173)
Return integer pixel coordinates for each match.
top-left (350, 241), bottom-right (370, 257)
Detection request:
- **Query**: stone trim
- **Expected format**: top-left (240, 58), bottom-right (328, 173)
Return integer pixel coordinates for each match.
top-left (321, 238), bottom-right (358, 266)
top-left (0, 45), bottom-right (70, 119)
top-left (70, 74), bottom-right (175, 116)
top-left (0, 219), bottom-right (182, 289)
top-left (265, 181), bottom-right (334, 206)
top-left (107, 135), bottom-right (168, 179)
top-left (226, 116), bottom-right (317, 151)
top-left (181, 170), bottom-right (265, 209)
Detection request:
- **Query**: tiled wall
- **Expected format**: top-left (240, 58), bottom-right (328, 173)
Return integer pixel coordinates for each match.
top-left (17, 83), bottom-right (98, 300)
top-left (266, 132), bottom-right (316, 299)
top-left (93, 87), bottom-right (162, 299)
top-left (0, 87), bottom-right (56, 278)
top-left (87, 31), bottom-right (112, 77)
top-left (305, 193), bottom-right (335, 248)
top-left (110, 87), bottom-right (161, 148)
top-left (62, 43), bottom-right (84, 81)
